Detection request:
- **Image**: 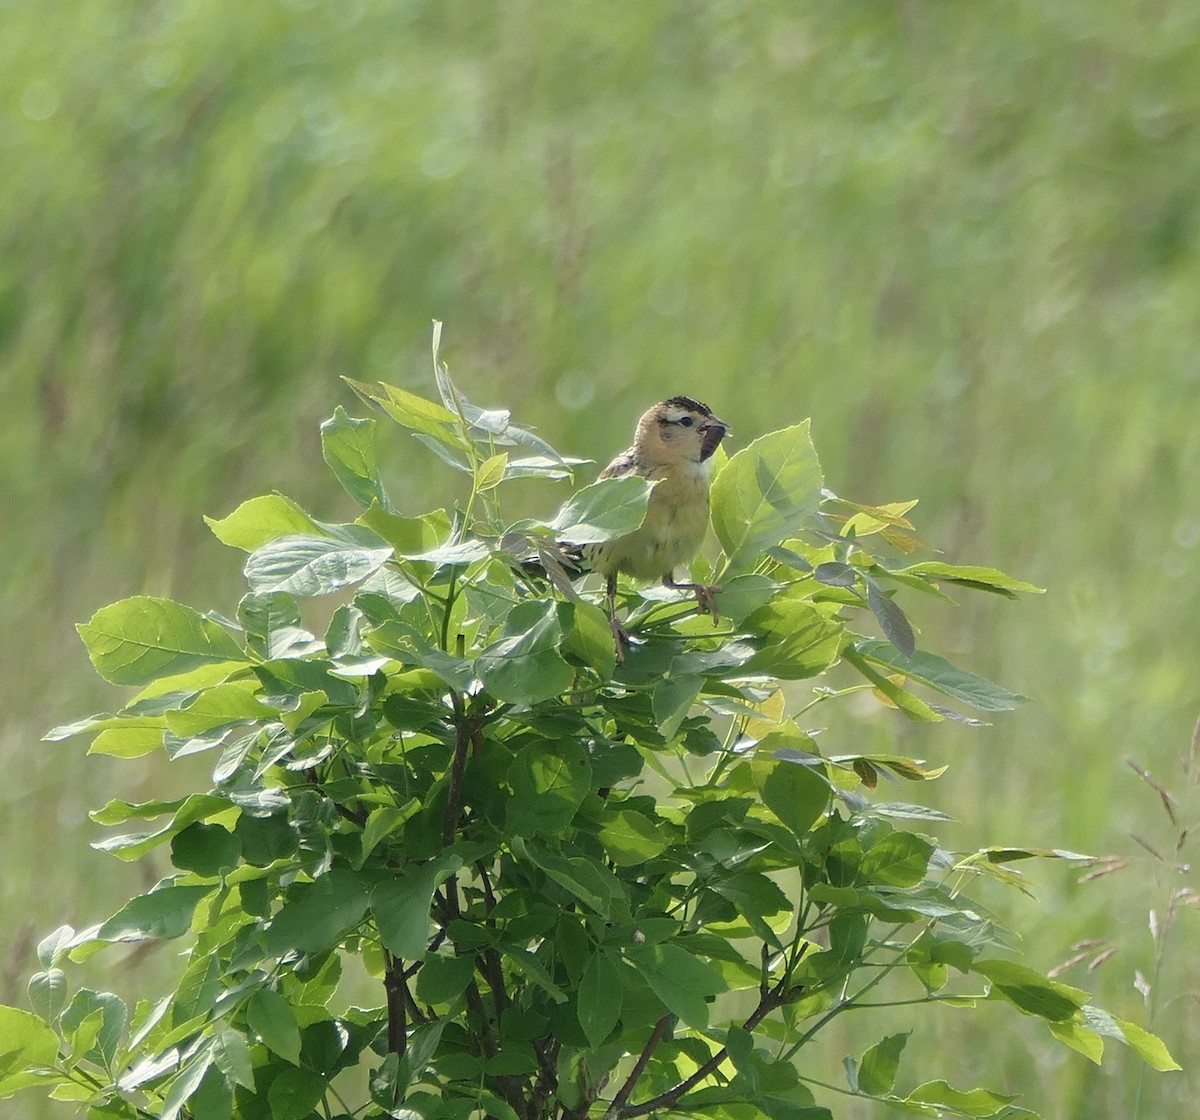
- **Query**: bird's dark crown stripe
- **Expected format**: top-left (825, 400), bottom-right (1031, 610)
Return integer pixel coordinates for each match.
top-left (660, 395), bottom-right (712, 418)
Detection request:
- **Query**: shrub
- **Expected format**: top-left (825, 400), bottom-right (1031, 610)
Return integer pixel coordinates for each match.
top-left (9, 329), bottom-right (1175, 1119)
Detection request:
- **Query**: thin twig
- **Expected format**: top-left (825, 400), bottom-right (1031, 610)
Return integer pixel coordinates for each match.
top-left (604, 1016), bottom-right (672, 1120)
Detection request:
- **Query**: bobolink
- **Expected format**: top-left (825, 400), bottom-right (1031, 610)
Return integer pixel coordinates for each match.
top-left (587, 396), bottom-right (729, 648)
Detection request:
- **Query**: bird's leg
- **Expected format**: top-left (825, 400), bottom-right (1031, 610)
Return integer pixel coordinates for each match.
top-left (663, 571), bottom-right (723, 626)
top-left (607, 573), bottom-right (630, 660)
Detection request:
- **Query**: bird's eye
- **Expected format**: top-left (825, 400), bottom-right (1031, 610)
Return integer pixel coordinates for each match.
top-left (678, 416), bottom-right (694, 428)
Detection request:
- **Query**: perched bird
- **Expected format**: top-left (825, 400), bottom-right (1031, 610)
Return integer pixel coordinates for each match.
top-left (585, 396), bottom-right (729, 649)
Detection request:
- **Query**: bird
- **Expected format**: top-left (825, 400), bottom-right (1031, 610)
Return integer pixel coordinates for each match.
top-left (584, 396), bottom-right (730, 651)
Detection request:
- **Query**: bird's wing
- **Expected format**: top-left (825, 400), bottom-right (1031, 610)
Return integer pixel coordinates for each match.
top-left (598, 447), bottom-right (639, 479)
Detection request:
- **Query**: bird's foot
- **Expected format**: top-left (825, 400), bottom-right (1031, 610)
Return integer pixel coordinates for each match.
top-left (693, 583), bottom-right (723, 625)
top-left (610, 614), bottom-right (631, 663)
top-left (664, 576), bottom-right (723, 626)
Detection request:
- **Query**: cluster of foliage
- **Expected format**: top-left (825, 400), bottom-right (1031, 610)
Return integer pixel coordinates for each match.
top-left (2, 336), bottom-right (1176, 1119)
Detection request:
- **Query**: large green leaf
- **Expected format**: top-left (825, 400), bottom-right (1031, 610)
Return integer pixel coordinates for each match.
top-left (711, 422), bottom-right (824, 574)
top-left (244, 533), bottom-right (393, 597)
top-left (205, 494), bottom-right (324, 552)
top-left (973, 960), bottom-right (1088, 1022)
top-left (857, 1032), bottom-right (910, 1096)
top-left (371, 855), bottom-right (462, 960)
top-left (578, 951), bottom-right (622, 1047)
top-left (753, 732), bottom-right (831, 836)
top-left (629, 943), bottom-right (726, 1030)
top-left (266, 871), bottom-right (370, 955)
top-left (0, 1006), bottom-right (63, 1099)
top-left (743, 595), bottom-right (844, 680)
top-left (77, 597), bottom-right (248, 686)
top-left (476, 601), bottom-right (573, 706)
top-left (245, 989), bottom-right (301, 1065)
top-left (859, 832), bottom-right (934, 888)
top-left (549, 475), bottom-right (655, 545)
top-left (508, 739), bottom-right (592, 836)
top-left (96, 884), bottom-right (214, 942)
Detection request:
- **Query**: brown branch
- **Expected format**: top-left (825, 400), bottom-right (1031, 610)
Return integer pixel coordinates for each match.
top-left (384, 951), bottom-right (407, 1055)
top-left (443, 716), bottom-right (474, 849)
top-left (604, 1016), bottom-right (672, 1120)
top-left (614, 986), bottom-right (786, 1119)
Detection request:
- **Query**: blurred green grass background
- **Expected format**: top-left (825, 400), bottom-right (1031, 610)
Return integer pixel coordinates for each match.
top-left (3, 1), bottom-right (1198, 1115)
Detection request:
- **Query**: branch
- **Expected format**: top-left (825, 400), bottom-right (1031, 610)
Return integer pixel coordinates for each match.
top-left (603, 1015), bottom-right (672, 1120)
top-left (614, 984), bottom-right (787, 1118)
top-left (383, 951), bottom-right (407, 1055)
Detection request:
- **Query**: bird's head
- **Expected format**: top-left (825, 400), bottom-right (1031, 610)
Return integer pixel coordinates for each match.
top-left (635, 396), bottom-right (729, 466)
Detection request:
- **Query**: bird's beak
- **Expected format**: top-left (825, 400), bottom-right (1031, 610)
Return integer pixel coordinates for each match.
top-left (698, 416), bottom-right (729, 461)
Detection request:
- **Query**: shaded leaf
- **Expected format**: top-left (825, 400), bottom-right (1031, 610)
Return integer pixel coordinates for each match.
top-left (854, 641), bottom-right (1027, 712)
top-left (578, 952), bottom-right (622, 1047)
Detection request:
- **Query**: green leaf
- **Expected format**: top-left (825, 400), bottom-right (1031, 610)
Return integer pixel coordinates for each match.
top-left (973, 960), bottom-right (1088, 1021)
top-left (711, 421), bottom-right (824, 574)
top-left (87, 726), bottom-right (167, 758)
top-left (237, 592), bottom-right (316, 659)
top-left (245, 533), bottom-right (393, 597)
top-left (77, 597), bottom-right (248, 686)
top-left (205, 494), bottom-right (324, 552)
top-left (164, 681), bottom-right (270, 738)
top-left (629, 942), bottom-right (726, 1029)
top-left (743, 596), bottom-right (844, 680)
top-left (652, 673), bottom-right (703, 741)
top-left (841, 645), bottom-right (943, 722)
top-left (508, 739), bottom-right (592, 835)
top-left (359, 801), bottom-right (421, 864)
top-left (159, 1051), bottom-right (213, 1120)
top-left (96, 884), bottom-right (213, 942)
top-left (476, 601), bottom-right (574, 706)
top-left (267, 1066), bottom-right (328, 1120)
top-left (344, 378), bottom-right (468, 450)
top-left (860, 832), bottom-right (934, 888)
top-left (578, 951), bottom-right (622, 1047)
top-left (266, 871), bottom-right (370, 955)
top-left (322, 406), bottom-right (389, 509)
top-left (753, 736), bottom-right (831, 836)
top-left (858, 1032), bottom-right (910, 1096)
top-left (210, 1028), bottom-right (255, 1091)
top-left (372, 856), bottom-right (462, 960)
top-left (246, 990), bottom-right (301, 1064)
top-left (1078, 1006), bottom-right (1180, 1071)
top-left (170, 822), bottom-right (242, 876)
top-left (549, 475), bottom-right (656, 545)
top-left (902, 1079), bottom-right (1017, 1117)
top-left (0, 1005), bottom-right (62, 1099)
top-left (27, 969), bottom-right (68, 1023)
top-left (854, 641), bottom-right (1028, 712)
top-left (415, 955), bottom-right (476, 1005)
top-left (899, 562), bottom-right (1044, 597)
top-left (562, 599), bottom-right (617, 679)
top-left (866, 580), bottom-right (916, 657)
top-left (598, 809), bottom-right (669, 867)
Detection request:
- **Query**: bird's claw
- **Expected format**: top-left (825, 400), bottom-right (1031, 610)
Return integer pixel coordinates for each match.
top-left (610, 615), bottom-right (631, 663)
top-left (694, 583), bottom-right (723, 626)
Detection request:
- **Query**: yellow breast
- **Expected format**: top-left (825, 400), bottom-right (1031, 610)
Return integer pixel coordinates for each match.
top-left (587, 460), bottom-right (711, 581)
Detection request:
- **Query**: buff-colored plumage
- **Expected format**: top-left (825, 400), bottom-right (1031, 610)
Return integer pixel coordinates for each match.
top-left (585, 396), bottom-right (729, 649)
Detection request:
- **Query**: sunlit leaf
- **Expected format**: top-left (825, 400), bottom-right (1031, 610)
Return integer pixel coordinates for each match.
top-left (245, 533), bottom-right (393, 596)
top-left (321, 405), bottom-right (389, 510)
top-left (711, 422), bottom-right (824, 574)
top-left (77, 597), bottom-right (248, 686)
top-left (549, 475), bottom-right (655, 546)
